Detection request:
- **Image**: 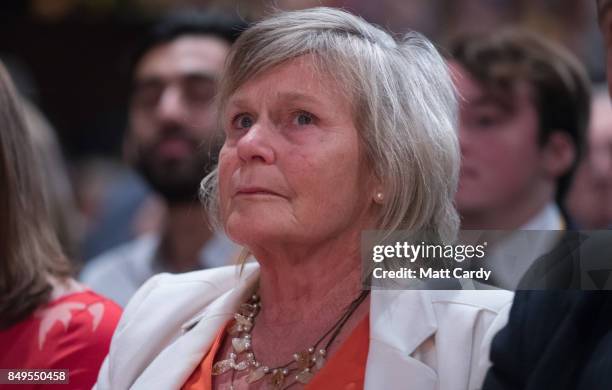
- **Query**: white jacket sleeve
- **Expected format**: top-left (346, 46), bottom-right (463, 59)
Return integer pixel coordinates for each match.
top-left (93, 274), bottom-right (168, 390)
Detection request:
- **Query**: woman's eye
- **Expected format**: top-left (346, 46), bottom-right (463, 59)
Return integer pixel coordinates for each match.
top-left (293, 112), bottom-right (314, 126)
top-left (234, 114), bottom-right (254, 129)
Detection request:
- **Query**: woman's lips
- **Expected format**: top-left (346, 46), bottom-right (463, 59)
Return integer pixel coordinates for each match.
top-left (234, 186), bottom-right (284, 198)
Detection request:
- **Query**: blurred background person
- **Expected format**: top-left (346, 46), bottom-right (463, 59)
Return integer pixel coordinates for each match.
top-left (95, 8), bottom-right (512, 390)
top-left (75, 156), bottom-right (162, 261)
top-left (566, 86), bottom-right (612, 229)
top-left (448, 29), bottom-right (591, 289)
top-left (481, 4), bottom-right (612, 389)
top-left (450, 29), bottom-right (591, 231)
top-left (0, 1), bottom-right (605, 267)
top-left (79, 10), bottom-right (245, 307)
top-left (0, 60), bottom-right (121, 388)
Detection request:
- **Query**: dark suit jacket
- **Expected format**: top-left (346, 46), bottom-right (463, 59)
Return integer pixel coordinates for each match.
top-left (483, 230), bottom-right (612, 390)
top-left (483, 291), bottom-right (612, 390)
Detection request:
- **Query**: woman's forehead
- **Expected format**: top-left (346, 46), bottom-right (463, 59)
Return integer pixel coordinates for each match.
top-left (227, 56), bottom-right (350, 107)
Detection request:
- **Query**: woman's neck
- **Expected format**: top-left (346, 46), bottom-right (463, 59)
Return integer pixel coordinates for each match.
top-left (248, 256), bottom-right (368, 369)
top-left (257, 254), bottom-right (363, 326)
top-left (252, 233), bottom-right (365, 326)
top-left (47, 276), bottom-right (85, 301)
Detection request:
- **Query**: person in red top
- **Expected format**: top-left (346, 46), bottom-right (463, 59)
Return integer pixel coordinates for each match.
top-left (0, 60), bottom-right (121, 389)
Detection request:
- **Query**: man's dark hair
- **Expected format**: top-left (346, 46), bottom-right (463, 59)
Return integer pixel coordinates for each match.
top-left (450, 28), bottom-right (591, 207)
top-left (128, 9), bottom-right (248, 83)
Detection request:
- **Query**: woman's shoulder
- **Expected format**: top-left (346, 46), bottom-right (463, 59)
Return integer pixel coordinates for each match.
top-left (369, 289), bottom-right (513, 389)
top-left (149, 263), bottom-right (250, 286)
top-left (115, 264), bottom-right (256, 332)
top-left (94, 264), bottom-right (258, 389)
top-left (49, 290), bottom-right (122, 389)
top-left (0, 287), bottom-right (122, 389)
top-left (124, 264), bottom-right (254, 307)
top-left (44, 288), bottom-right (122, 326)
top-left (0, 289), bottom-right (122, 358)
top-left (370, 289), bottom-right (513, 350)
top-left (35, 288), bottom-right (123, 358)
top-left (372, 288), bottom-right (513, 316)
top-left (425, 289), bottom-right (514, 335)
top-left (427, 289), bottom-right (514, 313)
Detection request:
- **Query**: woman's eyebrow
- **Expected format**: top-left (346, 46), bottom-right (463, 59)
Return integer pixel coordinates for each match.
top-left (229, 91), bottom-right (323, 108)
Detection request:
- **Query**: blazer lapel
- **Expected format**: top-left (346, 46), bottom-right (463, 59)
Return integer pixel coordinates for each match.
top-left (132, 265), bottom-right (260, 389)
top-left (365, 290), bottom-right (438, 390)
top-left (129, 269), bottom-right (438, 389)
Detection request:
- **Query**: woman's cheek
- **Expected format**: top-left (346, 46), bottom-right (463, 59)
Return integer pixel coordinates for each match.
top-left (217, 164), bottom-right (232, 218)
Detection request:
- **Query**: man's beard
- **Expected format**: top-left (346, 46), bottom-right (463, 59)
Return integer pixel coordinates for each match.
top-left (134, 129), bottom-right (223, 205)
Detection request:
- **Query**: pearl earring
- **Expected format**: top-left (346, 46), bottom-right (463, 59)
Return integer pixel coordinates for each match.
top-left (375, 192), bottom-right (384, 202)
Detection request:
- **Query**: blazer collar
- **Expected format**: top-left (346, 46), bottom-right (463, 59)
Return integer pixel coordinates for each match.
top-left (365, 289), bottom-right (438, 390)
top-left (179, 263), bottom-right (260, 333)
top-left (132, 265), bottom-right (439, 389)
top-left (132, 264), bottom-right (260, 389)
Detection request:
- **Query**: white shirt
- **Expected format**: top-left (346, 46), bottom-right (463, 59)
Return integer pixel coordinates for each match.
top-left (483, 202), bottom-right (565, 289)
top-left (521, 202), bottom-right (564, 230)
top-left (80, 233), bottom-right (238, 306)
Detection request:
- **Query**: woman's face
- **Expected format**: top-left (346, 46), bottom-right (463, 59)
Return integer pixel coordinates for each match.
top-left (218, 56), bottom-right (378, 249)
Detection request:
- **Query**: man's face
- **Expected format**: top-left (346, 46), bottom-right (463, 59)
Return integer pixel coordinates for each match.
top-left (566, 95), bottom-right (612, 228)
top-left (128, 35), bottom-right (230, 203)
top-left (451, 63), bottom-right (549, 218)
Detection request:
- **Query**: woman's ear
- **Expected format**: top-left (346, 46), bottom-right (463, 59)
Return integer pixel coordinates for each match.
top-left (365, 162), bottom-right (384, 204)
top-left (373, 191), bottom-right (385, 204)
top-left (372, 178), bottom-right (385, 204)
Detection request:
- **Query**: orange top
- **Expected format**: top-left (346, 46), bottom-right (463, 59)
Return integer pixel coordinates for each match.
top-left (182, 314), bottom-right (369, 390)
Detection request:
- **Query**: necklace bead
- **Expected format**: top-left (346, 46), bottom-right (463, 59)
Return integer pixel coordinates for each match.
top-left (212, 290), bottom-right (369, 389)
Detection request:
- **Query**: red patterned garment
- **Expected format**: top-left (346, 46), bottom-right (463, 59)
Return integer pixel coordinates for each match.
top-left (0, 288), bottom-right (122, 389)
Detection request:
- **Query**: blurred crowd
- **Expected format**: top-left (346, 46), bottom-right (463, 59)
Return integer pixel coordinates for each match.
top-left (1, 0), bottom-right (612, 388)
top-left (1, 0), bottom-right (608, 265)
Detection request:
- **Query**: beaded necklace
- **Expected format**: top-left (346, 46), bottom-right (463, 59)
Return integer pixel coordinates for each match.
top-left (212, 290), bottom-right (370, 389)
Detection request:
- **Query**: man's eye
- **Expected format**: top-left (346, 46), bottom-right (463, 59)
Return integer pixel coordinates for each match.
top-left (476, 115), bottom-right (497, 127)
top-left (294, 112), bottom-right (314, 126)
top-left (185, 81), bottom-right (215, 103)
top-left (470, 111), bottom-right (505, 129)
top-left (132, 85), bottom-right (161, 107)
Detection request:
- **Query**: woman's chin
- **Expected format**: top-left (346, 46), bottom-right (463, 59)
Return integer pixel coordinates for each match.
top-left (225, 217), bottom-right (288, 248)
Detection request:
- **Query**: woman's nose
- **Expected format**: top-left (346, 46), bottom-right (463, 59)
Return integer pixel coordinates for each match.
top-left (236, 121), bottom-right (276, 164)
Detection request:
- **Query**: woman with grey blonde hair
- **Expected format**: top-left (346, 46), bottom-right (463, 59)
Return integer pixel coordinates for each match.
top-left (96, 7), bottom-right (512, 390)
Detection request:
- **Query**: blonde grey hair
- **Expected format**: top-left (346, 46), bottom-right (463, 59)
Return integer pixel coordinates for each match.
top-left (201, 7), bottom-right (460, 243)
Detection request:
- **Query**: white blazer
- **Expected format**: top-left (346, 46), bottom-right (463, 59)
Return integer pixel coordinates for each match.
top-left (95, 263), bottom-right (512, 390)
